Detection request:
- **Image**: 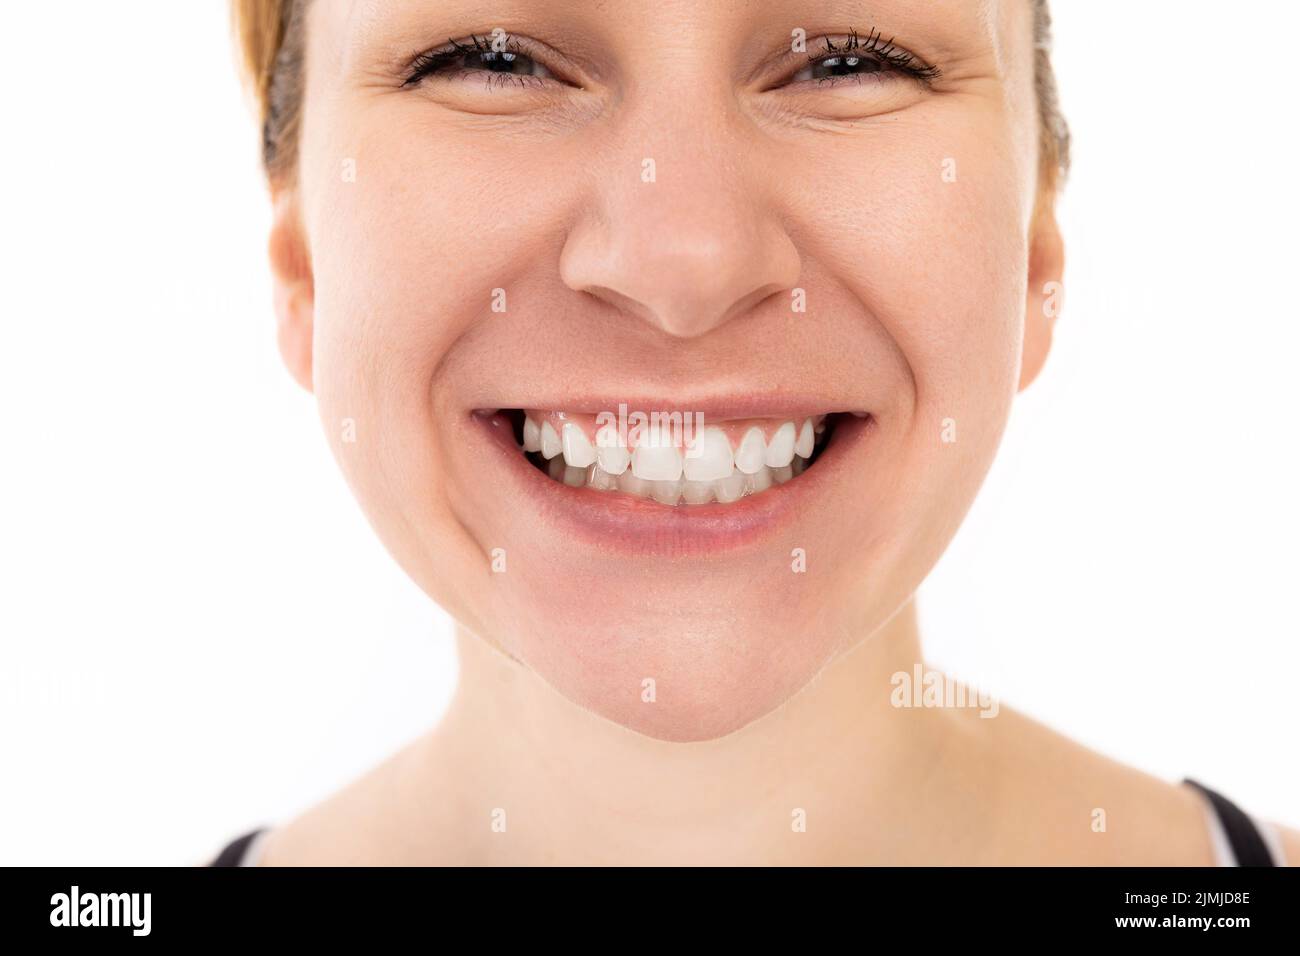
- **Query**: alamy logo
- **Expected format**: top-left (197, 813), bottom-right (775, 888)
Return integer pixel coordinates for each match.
top-left (594, 403), bottom-right (706, 457)
top-left (49, 885), bottom-right (151, 937)
top-left (890, 664), bottom-right (999, 718)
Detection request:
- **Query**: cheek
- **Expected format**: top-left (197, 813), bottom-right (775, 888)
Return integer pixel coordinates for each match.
top-left (306, 101), bottom-right (607, 419)
top-left (299, 103), bottom-right (601, 628)
top-left (780, 103), bottom-right (1029, 556)
top-left (303, 110), bottom-right (552, 430)
top-left (788, 105), bottom-right (1028, 421)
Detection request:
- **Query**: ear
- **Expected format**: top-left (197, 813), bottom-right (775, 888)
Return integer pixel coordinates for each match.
top-left (1019, 193), bottom-right (1065, 392)
top-left (268, 190), bottom-right (314, 393)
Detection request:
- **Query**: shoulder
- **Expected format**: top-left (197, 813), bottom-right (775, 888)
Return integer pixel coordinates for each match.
top-left (249, 732), bottom-right (469, 865)
top-left (940, 703), bottom-right (1227, 865)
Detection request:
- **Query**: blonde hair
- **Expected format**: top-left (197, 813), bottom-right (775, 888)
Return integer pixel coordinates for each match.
top-left (233, 0), bottom-right (1070, 193)
top-left (232, 0), bottom-right (306, 186)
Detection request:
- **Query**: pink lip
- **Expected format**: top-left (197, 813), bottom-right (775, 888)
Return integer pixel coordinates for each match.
top-left (472, 411), bottom-right (874, 556)
top-left (468, 391), bottom-right (868, 423)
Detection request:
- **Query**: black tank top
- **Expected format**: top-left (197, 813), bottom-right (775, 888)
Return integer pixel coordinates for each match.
top-left (208, 778), bottom-right (1284, 866)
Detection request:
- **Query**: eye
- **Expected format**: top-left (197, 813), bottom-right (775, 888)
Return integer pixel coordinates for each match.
top-left (792, 54), bottom-right (890, 84)
top-left (782, 29), bottom-right (940, 89)
top-left (462, 49), bottom-right (548, 77)
top-left (404, 35), bottom-right (560, 88)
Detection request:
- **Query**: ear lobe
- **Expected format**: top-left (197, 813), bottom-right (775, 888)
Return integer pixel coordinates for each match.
top-left (1019, 196), bottom-right (1065, 392)
top-left (268, 190), bottom-right (315, 393)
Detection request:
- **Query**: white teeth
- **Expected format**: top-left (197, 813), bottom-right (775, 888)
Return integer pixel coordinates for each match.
top-left (764, 422), bottom-right (796, 468)
top-left (595, 424), bottom-right (630, 475)
top-left (631, 423), bottom-right (683, 481)
top-left (684, 427), bottom-right (734, 482)
top-left (650, 480), bottom-right (682, 505)
top-left (525, 411), bottom-right (830, 505)
top-left (618, 469), bottom-right (652, 497)
top-left (581, 462), bottom-right (791, 504)
top-left (522, 416), bottom-right (542, 452)
top-left (588, 465), bottom-right (618, 491)
top-left (795, 418), bottom-right (815, 458)
top-left (734, 427), bottom-right (766, 475)
top-left (540, 421), bottom-right (563, 459)
top-left (561, 422), bottom-right (597, 468)
top-left (681, 479), bottom-right (715, 505)
top-left (713, 472), bottom-right (747, 503)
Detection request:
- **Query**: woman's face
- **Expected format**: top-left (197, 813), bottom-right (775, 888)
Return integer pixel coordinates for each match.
top-left (278, 0), bottom-right (1060, 741)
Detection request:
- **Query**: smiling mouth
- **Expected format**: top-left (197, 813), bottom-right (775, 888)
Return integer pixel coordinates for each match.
top-left (498, 408), bottom-right (853, 506)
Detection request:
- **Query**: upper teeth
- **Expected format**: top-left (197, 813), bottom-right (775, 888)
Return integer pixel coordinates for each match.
top-left (561, 422), bottom-right (597, 468)
top-left (521, 412), bottom-right (826, 505)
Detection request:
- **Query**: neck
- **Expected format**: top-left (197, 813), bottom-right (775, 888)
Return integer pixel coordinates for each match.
top-left (417, 600), bottom-right (972, 864)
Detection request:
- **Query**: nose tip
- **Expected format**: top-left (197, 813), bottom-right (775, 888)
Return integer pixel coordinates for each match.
top-left (558, 130), bottom-right (802, 338)
top-left (563, 222), bottom-right (800, 337)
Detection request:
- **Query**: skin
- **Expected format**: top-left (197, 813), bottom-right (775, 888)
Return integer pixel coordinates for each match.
top-left (256, 0), bottom-right (1298, 864)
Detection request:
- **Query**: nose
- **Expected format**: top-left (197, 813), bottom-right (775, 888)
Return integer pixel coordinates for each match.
top-left (559, 116), bottom-right (801, 339)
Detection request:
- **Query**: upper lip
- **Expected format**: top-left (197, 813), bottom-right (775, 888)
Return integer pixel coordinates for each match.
top-left (471, 391), bottom-right (868, 422)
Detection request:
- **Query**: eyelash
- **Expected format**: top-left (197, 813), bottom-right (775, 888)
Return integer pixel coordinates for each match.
top-left (401, 28), bottom-right (941, 91)
top-left (801, 29), bottom-right (942, 86)
top-left (403, 35), bottom-right (550, 89)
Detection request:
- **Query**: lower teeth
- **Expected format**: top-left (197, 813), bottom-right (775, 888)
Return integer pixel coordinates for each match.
top-left (540, 453), bottom-right (808, 506)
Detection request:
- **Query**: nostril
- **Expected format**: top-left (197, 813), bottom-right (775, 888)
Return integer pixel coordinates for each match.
top-left (577, 284), bottom-right (659, 326)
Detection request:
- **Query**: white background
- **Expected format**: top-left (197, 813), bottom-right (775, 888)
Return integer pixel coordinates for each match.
top-left (1, 2), bottom-right (1296, 864)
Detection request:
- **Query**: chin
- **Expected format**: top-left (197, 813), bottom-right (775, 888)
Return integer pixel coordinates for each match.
top-left (488, 576), bottom-right (865, 742)
top-left (419, 400), bottom-right (895, 741)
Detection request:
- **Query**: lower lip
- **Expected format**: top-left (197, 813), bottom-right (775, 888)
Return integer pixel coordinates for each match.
top-left (474, 412), bottom-right (874, 556)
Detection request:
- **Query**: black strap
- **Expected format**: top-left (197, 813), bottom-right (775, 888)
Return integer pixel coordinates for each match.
top-left (209, 828), bottom-right (266, 867)
top-left (1183, 779), bottom-right (1276, 866)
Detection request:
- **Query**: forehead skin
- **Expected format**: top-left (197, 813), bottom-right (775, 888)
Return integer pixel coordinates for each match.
top-left (294, 0), bottom-right (1041, 221)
